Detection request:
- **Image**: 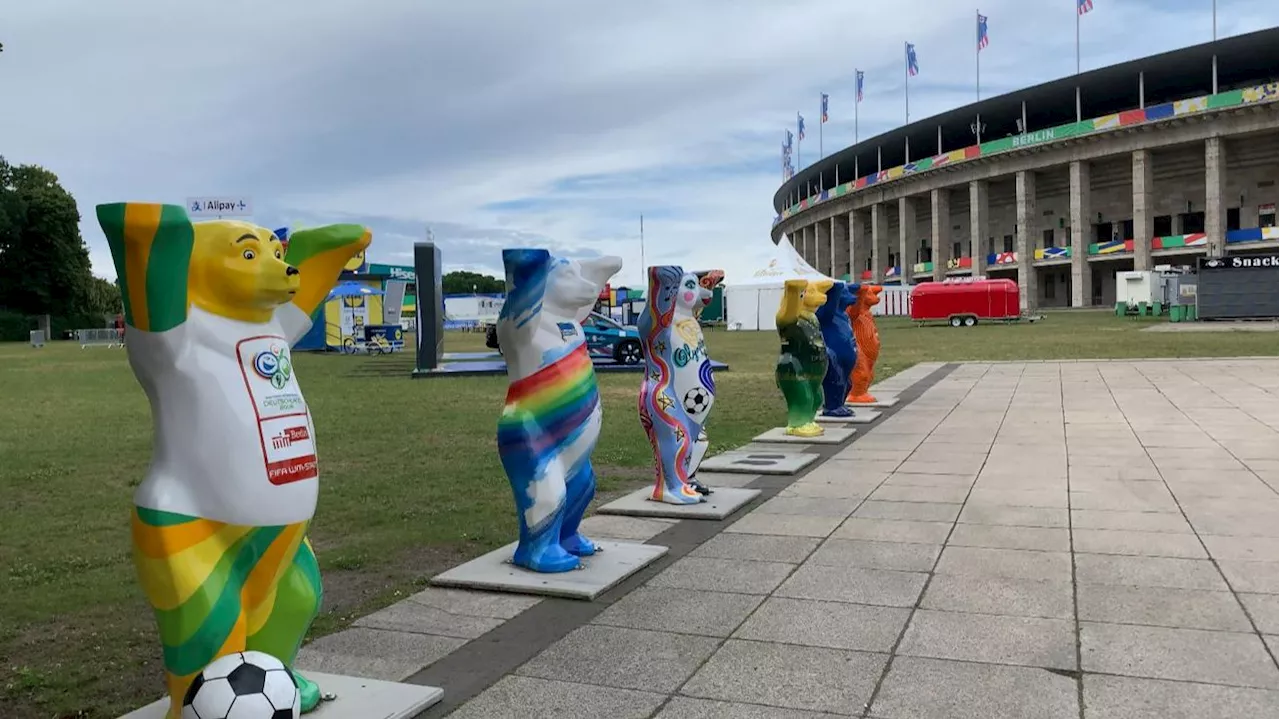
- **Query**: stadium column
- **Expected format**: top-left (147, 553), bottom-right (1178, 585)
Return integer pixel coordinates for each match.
top-left (815, 219), bottom-right (832, 275)
top-left (969, 180), bottom-right (989, 278)
top-left (832, 214), bottom-right (850, 279)
top-left (898, 196), bottom-right (916, 286)
top-left (1015, 170), bottom-right (1039, 312)
top-left (1070, 160), bottom-right (1093, 307)
top-left (1204, 136), bottom-right (1227, 257)
top-left (930, 188), bottom-right (949, 283)
top-left (848, 211), bottom-right (866, 283)
top-left (800, 225), bottom-right (811, 264)
top-left (871, 204), bottom-right (887, 283)
top-left (1132, 149), bottom-right (1154, 271)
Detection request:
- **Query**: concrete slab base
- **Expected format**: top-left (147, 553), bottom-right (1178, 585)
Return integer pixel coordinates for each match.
top-left (688, 470), bottom-right (762, 488)
top-left (119, 672), bottom-right (443, 719)
top-left (698, 450), bottom-right (821, 475)
top-left (754, 426), bottom-right (858, 445)
top-left (597, 486), bottom-right (761, 520)
top-left (847, 396), bottom-right (900, 408)
top-left (816, 409), bottom-right (883, 424)
top-left (732, 442), bottom-right (822, 455)
top-left (429, 540), bottom-right (667, 601)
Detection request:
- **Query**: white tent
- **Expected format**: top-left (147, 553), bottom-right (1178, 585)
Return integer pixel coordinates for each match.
top-left (725, 235), bottom-right (834, 331)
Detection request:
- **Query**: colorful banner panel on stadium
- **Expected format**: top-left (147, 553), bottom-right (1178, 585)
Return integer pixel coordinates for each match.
top-left (776, 82), bottom-right (1279, 225)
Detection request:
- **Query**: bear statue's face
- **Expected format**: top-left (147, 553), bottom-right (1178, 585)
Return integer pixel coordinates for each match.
top-left (860, 285), bottom-right (884, 309)
top-left (837, 283), bottom-right (857, 311)
top-left (544, 258), bottom-right (604, 316)
top-left (190, 221), bottom-right (299, 322)
top-left (803, 279), bottom-right (833, 312)
top-left (676, 272), bottom-right (711, 313)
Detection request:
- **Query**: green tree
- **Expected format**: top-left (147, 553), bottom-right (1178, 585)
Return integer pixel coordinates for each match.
top-left (0, 156), bottom-right (98, 323)
top-left (85, 276), bottom-right (123, 316)
top-left (441, 270), bottom-right (504, 295)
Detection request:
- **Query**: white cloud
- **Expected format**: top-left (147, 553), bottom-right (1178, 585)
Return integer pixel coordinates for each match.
top-left (2, 0), bottom-right (1274, 288)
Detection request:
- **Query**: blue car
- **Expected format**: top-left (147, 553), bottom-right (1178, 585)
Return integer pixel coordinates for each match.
top-left (486, 312), bottom-right (644, 364)
top-left (582, 312), bottom-right (644, 364)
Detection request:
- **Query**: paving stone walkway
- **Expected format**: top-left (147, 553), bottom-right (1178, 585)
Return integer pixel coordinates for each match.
top-left (301, 358), bottom-right (1280, 718)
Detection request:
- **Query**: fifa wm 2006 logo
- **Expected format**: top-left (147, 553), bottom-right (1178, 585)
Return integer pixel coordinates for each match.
top-left (253, 345), bottom-right (293, 390)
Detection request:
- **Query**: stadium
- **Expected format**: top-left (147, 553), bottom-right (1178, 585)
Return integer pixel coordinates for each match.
top-left (770, 27), bottom-right (1279, 310)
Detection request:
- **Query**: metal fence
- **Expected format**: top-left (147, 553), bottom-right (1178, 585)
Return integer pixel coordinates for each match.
top-left (76, 328), bottom-right (125, 348)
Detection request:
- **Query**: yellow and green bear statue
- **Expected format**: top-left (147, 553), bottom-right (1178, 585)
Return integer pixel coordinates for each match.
top-left (775, 278), bottom-right (832, 437)
top-left (97, 202), bottom-right (371, 717)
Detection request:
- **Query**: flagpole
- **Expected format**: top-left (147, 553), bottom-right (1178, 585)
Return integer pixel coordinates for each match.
top-left (1211, 0), bottom-right (1218, 93)
top-left (904, 42), bottom-right (910, 125)
top-left (639, 214), bottom-right (645, 273)
top-left (854, 78), bottom-right (860, 144)
top-left (819, 95), bottom-right (824, 159)
top-left (1075, 3), bottom-right (1080, 76)
top-left (976, 10), bottom-right (981, 103)
top-left (1075, 2), bottom-right (1083, 121)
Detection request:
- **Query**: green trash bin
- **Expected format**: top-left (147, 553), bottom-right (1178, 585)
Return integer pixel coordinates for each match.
top-left (1188, 305), bottom-right (1197, 321)
top-left (1137, 302), bottom-right (1149, 316)
top-left (1170, 306), bottom-right (1183, 322)
top-left (1115, 302), bottom-right (1126, 317)
top-left (1153, 301), bottom-right (1163, 316)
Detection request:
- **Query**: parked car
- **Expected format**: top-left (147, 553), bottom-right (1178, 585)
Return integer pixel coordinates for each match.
top-left (485, 312), bottom-right (644, 364)
top-left (909, 278), bottom-right (1022, 327)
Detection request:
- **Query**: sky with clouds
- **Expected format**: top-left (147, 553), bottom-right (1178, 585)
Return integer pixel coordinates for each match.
top-left (2, 0), bottom-right (1275, 288)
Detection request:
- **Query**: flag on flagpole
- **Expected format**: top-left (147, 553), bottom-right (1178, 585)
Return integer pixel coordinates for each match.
top-left (821, 93), bottom-right (829, 123)
top-left (785, 129), bottom-right (794, 151)
top-left (978, 13), bottom-right (989, 50)
top-left (855, 70), bottom-right (865, 102)
top-left (906, 43), bottom-right (919, 76)
top-left (1077, 0), bottom-right (1093, 15)
top-left (797, 113), bottom-right (806, 141)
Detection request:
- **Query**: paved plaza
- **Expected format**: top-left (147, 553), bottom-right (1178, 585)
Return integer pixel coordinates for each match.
top-left (298, 358), bottom-right (1280, 718)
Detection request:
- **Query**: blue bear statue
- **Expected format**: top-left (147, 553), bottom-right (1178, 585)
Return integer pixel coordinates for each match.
top-left (816, 280), bottom-right (859, 417)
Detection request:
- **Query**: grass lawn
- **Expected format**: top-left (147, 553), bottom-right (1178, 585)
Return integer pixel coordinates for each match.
top-left (0, 310), bottom-right (1274, 717)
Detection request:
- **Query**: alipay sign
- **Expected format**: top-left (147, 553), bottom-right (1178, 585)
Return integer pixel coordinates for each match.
top-left (186, 196), bottom-right (253, 218)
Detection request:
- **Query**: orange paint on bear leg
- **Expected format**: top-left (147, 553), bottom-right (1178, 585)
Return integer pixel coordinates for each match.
top-left (846, 285), bottom-right (883, 403)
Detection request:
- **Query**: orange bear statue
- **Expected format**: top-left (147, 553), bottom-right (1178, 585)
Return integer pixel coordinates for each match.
top-left (845, 284), bottom-right (882, 404)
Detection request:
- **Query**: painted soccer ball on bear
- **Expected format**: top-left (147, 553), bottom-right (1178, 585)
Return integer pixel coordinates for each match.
top-left (182, 651), bottom-right (300, 719)
top-left (683, 387), bottom-right (712, 415)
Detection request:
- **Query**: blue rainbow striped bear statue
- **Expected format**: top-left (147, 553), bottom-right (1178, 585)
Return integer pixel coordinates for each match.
top-left (495, 249), bottom-right (623, 573)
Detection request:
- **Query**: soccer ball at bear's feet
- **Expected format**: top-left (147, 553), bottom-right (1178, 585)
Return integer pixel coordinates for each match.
top-left (182, 651), bottom-right (300, 719)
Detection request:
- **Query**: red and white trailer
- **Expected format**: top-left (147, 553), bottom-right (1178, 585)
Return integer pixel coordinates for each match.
top-left (909, 278), bottom-right (1027, 327)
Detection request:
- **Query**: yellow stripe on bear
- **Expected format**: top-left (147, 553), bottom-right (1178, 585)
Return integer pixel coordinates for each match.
top-left (121, 203), bottom-right (164, 332)
top-left (134, 522), bottom-right (254, 611)
top-left (242, 524), bottom-right (305, 636)
top-left (131, 512), bottom-right (224, 558)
